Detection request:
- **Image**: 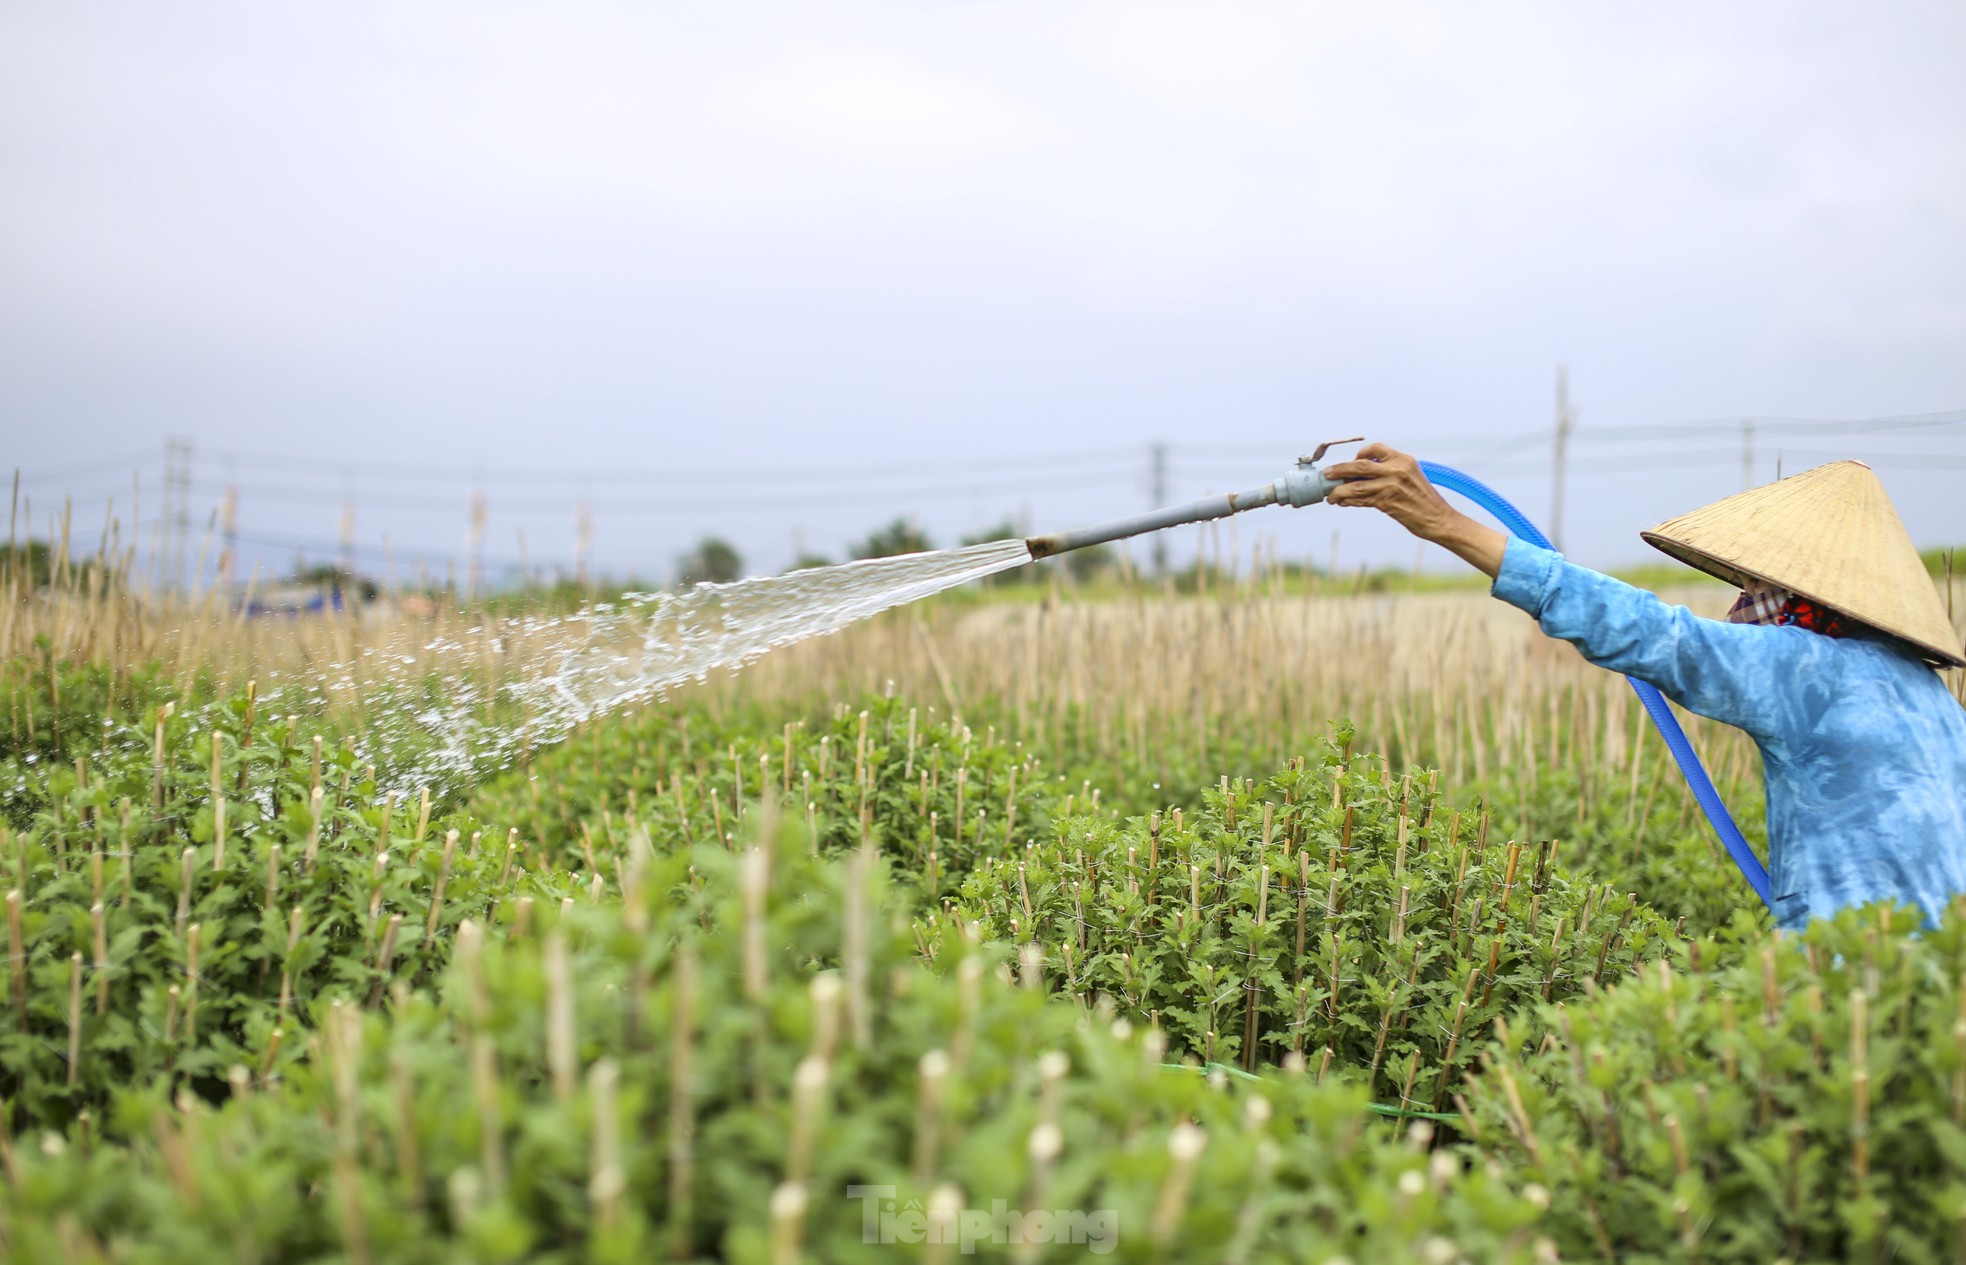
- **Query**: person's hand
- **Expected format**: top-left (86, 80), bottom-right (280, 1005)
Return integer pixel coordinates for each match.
top-left (1321, 443), bottom-right (1459, 542)
top-left (1321, 442), bottom-right (1508, 578)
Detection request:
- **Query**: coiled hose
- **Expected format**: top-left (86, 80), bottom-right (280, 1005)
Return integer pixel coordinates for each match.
top-left (1418, 461), bottom-right (1773, 908)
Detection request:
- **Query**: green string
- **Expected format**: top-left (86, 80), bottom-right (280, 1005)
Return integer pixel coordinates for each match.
top-left (1365, 1101), bottom-right (1460, 1123)
top-left (1158, 1062), bottom-right (1461, 1123)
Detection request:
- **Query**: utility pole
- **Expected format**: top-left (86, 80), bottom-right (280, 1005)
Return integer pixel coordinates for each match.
top-left (162, 436), bottom-right (192, 591)
top-left (338, 470), bottom-right (357, 579)
top-left (1741, 419), bottom-right (1755, 491)
top-left (219, 483), bottom-right (239, 587)
top-left (1150, 442), bottom-right (1168, 576)
top-left (1550, 368), bottom-right (1578, 552)
top-left (466, 486), bottom-right (488, 600)
top-left (575, 498), bottom-right (594, 590)
top-left (338, 502), bottom-right (356, 578)
top-left (157, 442), bottom-right (175, 590)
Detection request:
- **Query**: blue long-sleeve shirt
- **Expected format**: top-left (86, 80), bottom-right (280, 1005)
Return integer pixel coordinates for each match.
top-left (1492, 537), bottom-right (1966, 930)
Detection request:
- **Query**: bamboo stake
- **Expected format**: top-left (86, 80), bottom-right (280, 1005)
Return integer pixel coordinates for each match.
top-left (65, 952), bottom-right (82, 1085)
top-left (669, 941), bottom-right (698, 1259)
top-left (278, 904), bottom-right (304, 1016)
top-left (950, 957), bottom-right (981, 1077)
top-left (545, 931), bottom-right (577, 1101)
top-left (183, 923), bottom-right (201, 1041)
top-left (912, 1049), bottom-right (949, 1184)
top-left (367, 915), bottom-right (402, 1007)
top-left (326, 1004), bottom-right (373, 1263)
top-left (844, 847), bottom-right (871, 1051)
top-left (1852, 987), bottom-right (1870, 1190)
top-left (305, 786), bottom-right (324, 870)
top-left (768, 1182), bottom-right (807, 1265)
top-left (263, 843), bottom-right (281, 915)
top-left (740, 847), bottom-right (768, 1004)
top-left (384, 1048), bottom-right (424, 1208)
top-left (175, 847), bottom-right (194, 935)
top-left (590, 1058), bottom-right (624, 1233)
top-left (152, 703), bottom-right (173, 810)
top-left (471, 1033), bottom-right (507, 1196)
top-left (260, 1024), bottom-right (285, 1082)
top-left (786, 1056), bottom-right (828, 1184)
top-left (91, 901), bottom-right (108, 1013)
top-left (1151, 1123), bottom-right (1207, 1244)
top-left (426, 829), bottom-right (459, 937)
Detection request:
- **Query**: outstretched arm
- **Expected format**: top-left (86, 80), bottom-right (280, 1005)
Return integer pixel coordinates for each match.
top-left (1320, 442), bottom-right (1817, 738)
top-left (1321, 444), bottom-right (1508, 577)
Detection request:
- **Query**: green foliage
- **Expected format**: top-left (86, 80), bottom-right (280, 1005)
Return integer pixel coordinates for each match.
top-left (2, 828), bottom-right (1561, 1263)
top-left (469, 696), bottom-right (1082, 909)
top-left (0, 685), bottom-right (570, 1128)
top-left (2, 543), bottom-right (55, 588)
top-left (1481, 762), bottom-right (1769, 940)
top-left (852, 517), bottom-right (933, 560)
top-left (467, 679), bottom-right (1767, 941)
top-left (0, 645), bottom-right (1902, 1261)
top-left (1461, 902), bottom-right (1966, 1262)
top-left (1919, 545), bottom-right (1962, 579)
top-left (1, 656), bottom-right (186, 824)
top-left (1059, 541), bottom-right (1117, 582)
top-left (286, 563), bottom-right (379, 601)
top-left (962, 521), bottom-right (1042, 587)
top-left (964, 522), bottom-right (1115, 586)
top-left (677, 537), bottom-right (745, 587)
top-left (939, 738), bottom-right (1677, 1107)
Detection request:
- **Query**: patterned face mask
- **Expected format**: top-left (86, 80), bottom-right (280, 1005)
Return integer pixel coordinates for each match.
top-left (1726, 586), bottom-right (1849, 637)
top-left (1725, 586), bottom-right (1790, 626)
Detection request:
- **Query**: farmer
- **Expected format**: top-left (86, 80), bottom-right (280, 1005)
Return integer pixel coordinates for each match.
top-left (1322, 442), bottom-right (1966, 931)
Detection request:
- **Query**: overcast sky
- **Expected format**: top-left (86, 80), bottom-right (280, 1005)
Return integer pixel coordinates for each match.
top-left (4, 1), bottom-right (1963, 586)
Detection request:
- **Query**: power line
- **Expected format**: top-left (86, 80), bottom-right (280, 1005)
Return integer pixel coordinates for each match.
top-left (19, 410), bottom-right (1958, 492)
top-left (182, 466), bottom-right (1146, 512)
top-left (1173, 409), bottom-right (1966, 462)
top-left (1475, 446), bottom-right (1966, 478)
top-left (9, 454), bottom-right (155, 485)
top-left (226, 526), bottom-right (528, 571)
top-left (186, 442), bottom-right (1141, 487)
top-left (1572, 409), bottom-right (1966, 442)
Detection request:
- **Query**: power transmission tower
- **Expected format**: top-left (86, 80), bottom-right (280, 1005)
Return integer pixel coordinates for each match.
top-left (1550, 368), bottom-right (1578, 552)
top-left (1150, 442), bottom-right (1168, 576)
top-left (1741, 420), bottom-right (1755, 490)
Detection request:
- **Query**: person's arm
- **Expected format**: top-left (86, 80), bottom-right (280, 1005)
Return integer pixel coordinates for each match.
top-left (1323, 443), bottom-right (1817, 738)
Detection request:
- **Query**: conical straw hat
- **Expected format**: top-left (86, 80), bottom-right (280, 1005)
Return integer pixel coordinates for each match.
top-left (1640, 460), bottom-right (1964, 668)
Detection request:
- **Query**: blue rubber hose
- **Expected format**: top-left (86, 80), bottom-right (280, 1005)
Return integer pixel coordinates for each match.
top-left (1417, 461), bottom-right (1774, 909)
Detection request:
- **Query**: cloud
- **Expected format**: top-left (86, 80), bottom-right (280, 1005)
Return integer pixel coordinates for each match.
top-left (1, 1), bottom-right (1961, 577)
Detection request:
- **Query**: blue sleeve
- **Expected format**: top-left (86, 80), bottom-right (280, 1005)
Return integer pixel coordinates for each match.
top-left (1490, 536), bottom-right (1814, 740)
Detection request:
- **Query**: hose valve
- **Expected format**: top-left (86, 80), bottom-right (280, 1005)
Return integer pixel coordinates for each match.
top-left (1273, 436), bottom-right (1363, 507)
